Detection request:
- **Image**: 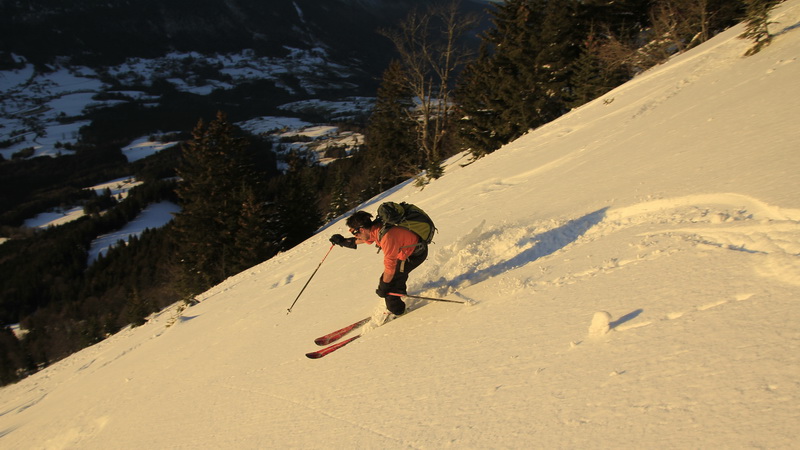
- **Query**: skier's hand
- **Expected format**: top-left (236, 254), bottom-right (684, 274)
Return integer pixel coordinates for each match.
top-left (330, 234), bottom-right (357, 249)
top-left (376, 278), bottom-right (391, 298)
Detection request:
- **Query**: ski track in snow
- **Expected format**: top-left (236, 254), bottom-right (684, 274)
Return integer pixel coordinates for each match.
top-left (420, 193), bottom-right (800, 300)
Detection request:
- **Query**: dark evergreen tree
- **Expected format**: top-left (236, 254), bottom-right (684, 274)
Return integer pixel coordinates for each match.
top-left (705, 0), bottom-right (749, 38)
top-left (577, 0), bottom-right (656, 77)
top-left (455, 44), bottom-right (506, 158)
top-left (270, 151), bottom-right (323, 250)
top-left (568, 32), bottom-right (631, 107)
top-left (325, 169), bottom-right (351, 223)
top-left (740, 0), bottom-right (781, 55)
top-left (648, 0), bottom-right (748, 51)
top-left (489, 0), bottom-right (548, 140)
top-left (0, 326), bottom-right (30, 385)
top-left (535, 0), bottom-right (583, 116)
top-left (454, 0), bottom-right (751, 161)
top-left (232, 185), bottom-right (279, 273)
top-left (125, 287), bottom-right (149, 327)
top-left (364, 60), bottom-right (419, 189)
top-left (173, 111), bottom-right (264, 292)
top-left (456, 0), bottom-right (562, 158)
top-left (579, 0), bottom-right (652, 38)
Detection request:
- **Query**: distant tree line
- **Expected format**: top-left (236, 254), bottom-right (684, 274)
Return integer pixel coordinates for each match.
top-left (454, 0), bottom-right (760, 159)
top-left (0, 0), bottom-right (780, 386)
top-left (349, 0), bottom-right (761, 185)
top-left (280, 0), bottom-right (772, 239)
top-left (0, 179), bottom-right (179, 384)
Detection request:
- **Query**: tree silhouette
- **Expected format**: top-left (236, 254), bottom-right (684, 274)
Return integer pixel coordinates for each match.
top-left (739, 0), bottom-right (781, 56)
top-left (173, 111), bottom-right (270, 292)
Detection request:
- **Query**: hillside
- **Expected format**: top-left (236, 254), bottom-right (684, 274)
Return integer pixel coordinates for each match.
top-left (1, 0), bottom-right (798, 447)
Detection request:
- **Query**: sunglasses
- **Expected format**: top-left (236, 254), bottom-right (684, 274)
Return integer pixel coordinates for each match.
top-left (350, 227), bottom-right (361, 236)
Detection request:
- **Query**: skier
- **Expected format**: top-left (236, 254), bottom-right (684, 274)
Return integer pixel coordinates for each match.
top-left (330, 210), bottom-right (428, 316)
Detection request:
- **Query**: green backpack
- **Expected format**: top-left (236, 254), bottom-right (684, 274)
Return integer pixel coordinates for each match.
top-left (377, 202), bottom-right (436, 245)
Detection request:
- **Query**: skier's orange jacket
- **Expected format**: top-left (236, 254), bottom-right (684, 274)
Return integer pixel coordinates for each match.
top-left (364, 225), bottom-right (419, 279)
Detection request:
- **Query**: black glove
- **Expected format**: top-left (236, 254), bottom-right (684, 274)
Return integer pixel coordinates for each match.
top-left (376, 277), bottom-right (391, 298)
top-left (330, 234), bottom-right (357, 249)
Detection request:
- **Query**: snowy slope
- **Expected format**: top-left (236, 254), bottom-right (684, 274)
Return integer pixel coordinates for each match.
top-left (1, 1), bottom-right (799, 448)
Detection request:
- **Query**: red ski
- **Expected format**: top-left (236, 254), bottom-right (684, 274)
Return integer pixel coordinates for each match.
top-left (306, 335), bottom-right (361, 359)
top-left (314, 317), bottom-right (370, 346)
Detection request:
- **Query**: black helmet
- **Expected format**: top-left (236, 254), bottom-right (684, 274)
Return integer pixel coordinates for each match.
top-left (346, 211), bottom-right (374, 229)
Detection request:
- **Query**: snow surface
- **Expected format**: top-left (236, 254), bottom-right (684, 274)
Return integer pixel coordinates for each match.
top-left (23, 206), bottom-right (86, 230)
top-left (121, 137), bottom-right (180, 163)
top-left (86, 201), bottom-right (181, 265)
top-left (0, 65), bottom-right (105, 159)
top-left (24, 177), bottom-right (144, 228)
top-left (0, 47), bottom-right (359, 160)
top-left (22, 177), bottom-right (144, 229)
top-left (2, 2), bottom-right (799, 447)
top-left (238, 111), bottom-right (367, 168)
top-left (22, 176), bottom-right (180, 266)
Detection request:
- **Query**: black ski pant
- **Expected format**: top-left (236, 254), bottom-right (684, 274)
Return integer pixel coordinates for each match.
top-left (383, 245), bottom-right (428, 315)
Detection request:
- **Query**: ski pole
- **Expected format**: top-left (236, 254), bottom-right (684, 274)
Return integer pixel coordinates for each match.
top-left (388, 292), bottom-right (466, 304)
top-left (287, 244), bottom-right (335, 314)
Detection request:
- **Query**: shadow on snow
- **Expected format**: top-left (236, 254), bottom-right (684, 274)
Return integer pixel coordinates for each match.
top-left (421, 208), bottom-right (608, 295)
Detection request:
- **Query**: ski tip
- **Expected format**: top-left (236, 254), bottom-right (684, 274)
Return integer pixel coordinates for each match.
top-left (306, 335), bottom-right (361, 359)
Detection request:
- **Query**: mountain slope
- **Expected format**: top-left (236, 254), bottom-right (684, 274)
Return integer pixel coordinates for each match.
top-left (1, 1), bottom-right (799, 447)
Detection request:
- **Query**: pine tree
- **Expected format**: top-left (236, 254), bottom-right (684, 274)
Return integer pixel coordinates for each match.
top-left (577, 0), bottom-right (654, 76)
top-left (125, 287), bottom-right (149, 327)
top-left (491, 0), bottom-right (546, 139)
top-left (534, 0), bottom-right (583, 118)
top-left (270, 151), bottom-right (323, 250)
top-left (325, 169), bottom-right (351, 223)
top-left (455, 44), bottom-right (506, 158)
top-left (173, 111), bottom-right (262, 292)
top-left (456, 0), bottom-right (553, 156)
top-left (569, 32), bottom-right (630, 107)
top-left (740, 0), bottom-right (781, 56)
top-left (0, 326), bottom-right (30, 385)
top-left (579, 0), bottom-right (652, 38)
top-left (232, 185), bottom-right (278, 273)
top-left (364, 60), bottom-right (419, 189)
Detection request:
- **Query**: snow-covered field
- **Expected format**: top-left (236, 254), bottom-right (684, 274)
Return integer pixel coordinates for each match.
top-left (1, 1), bottom-right (799, 448)
top-left (0, 48), bottom-right (366, 161)
top-left (0, 63), bottom-right (106, 159)
top-left (23, 177), bottom-right (143, 229)
top-left (121, 138), bottom-right (180, 163)
top-left (238, 114), bottom-right (367, 168)
top-left (86, 201), bottom-right (181, 265)
top-left (23, 176), bottom-right (179, 266)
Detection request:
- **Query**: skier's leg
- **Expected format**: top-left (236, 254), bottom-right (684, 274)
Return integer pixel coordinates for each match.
top-left (384, 245), bottom-right (428, 315)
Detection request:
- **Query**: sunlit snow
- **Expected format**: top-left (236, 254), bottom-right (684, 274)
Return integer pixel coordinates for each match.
top-left (1, 2), bottom-right (799, 448)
